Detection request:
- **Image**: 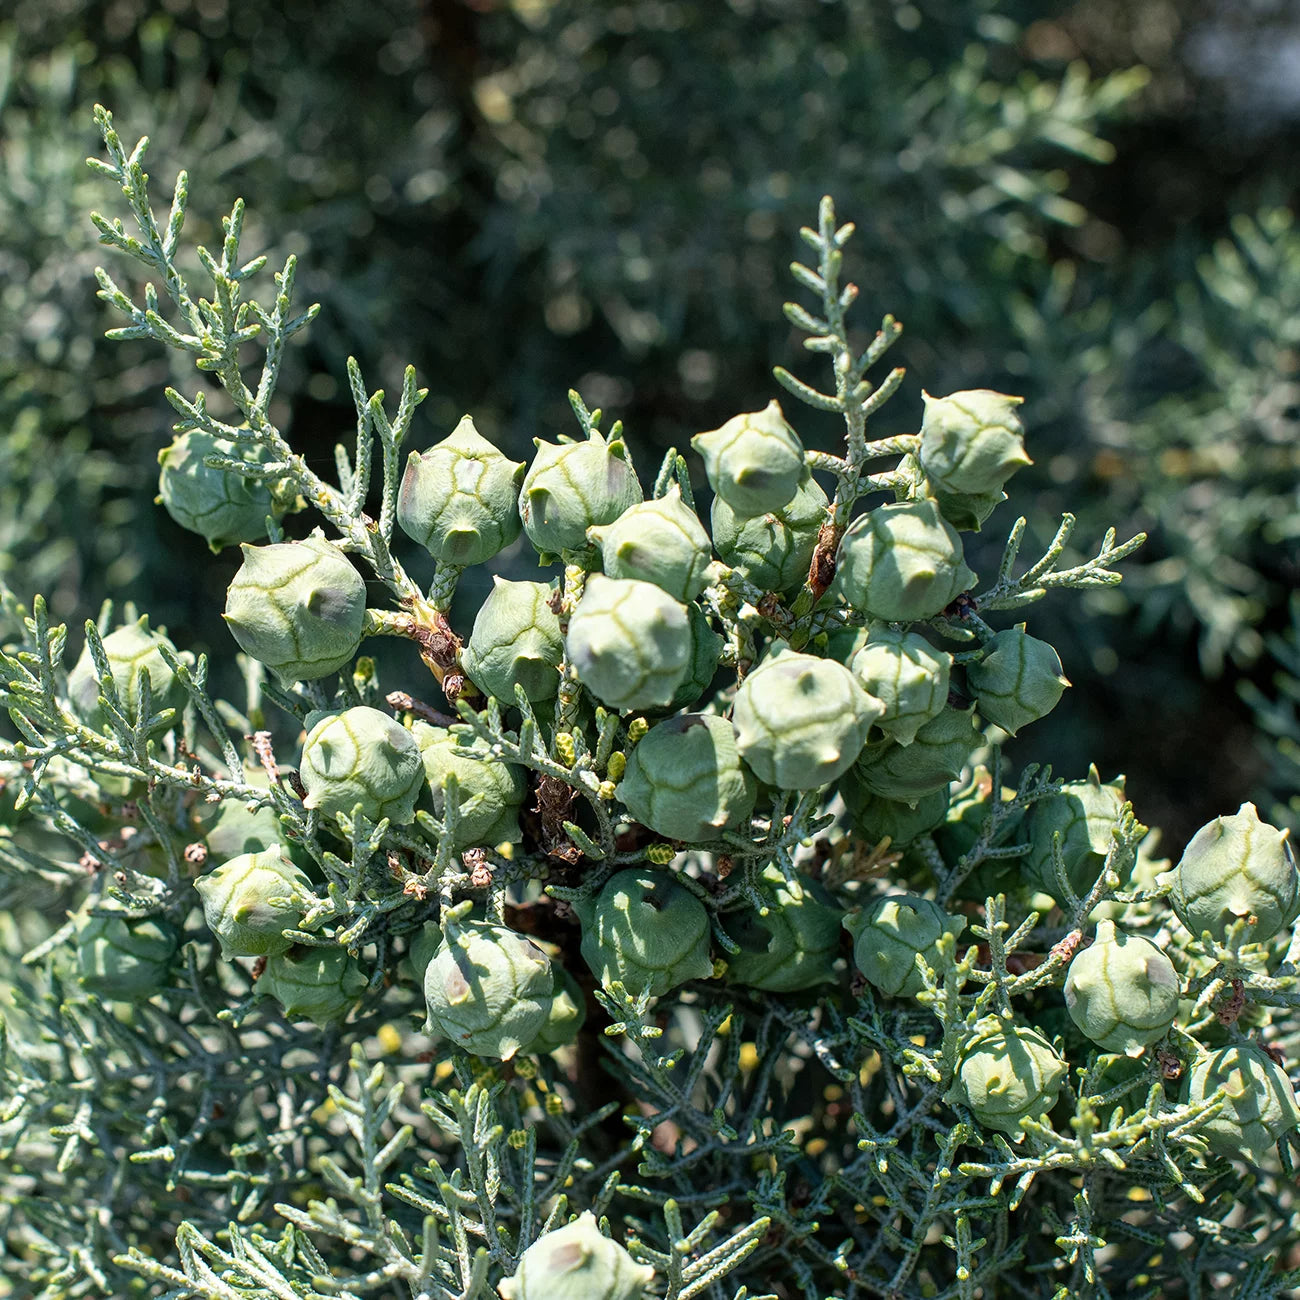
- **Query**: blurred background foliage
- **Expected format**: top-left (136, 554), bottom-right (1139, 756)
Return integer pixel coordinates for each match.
top-left (1, 0), bottom-right (1297, 840)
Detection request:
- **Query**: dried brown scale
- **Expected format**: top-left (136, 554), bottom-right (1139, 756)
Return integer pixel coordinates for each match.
top-left (807, 519), bottom-right (843, 600)
top-left (1216, 978), bottom-right (1248, 1027)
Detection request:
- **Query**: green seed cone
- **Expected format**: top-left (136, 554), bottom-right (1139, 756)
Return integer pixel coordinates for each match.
top-left (423, 921), bottom-right (556, 1060)
top-left (967, 626), bottom-right (1069, 737)
top-left (849, 625), bottom-right (952, 746)
top-left (256, 945), bottom-right (368, 1026)
top-left (946, 1018), bottom-right (1066, 1138)
top-left (844, 893), bottom-right (965, 998)
top-left (588, 486), bottom-right (713, 601)
top-left (566, 575), bottom-right (692, 711)
top-left (1064, 920), bottom-right (1179, 1055)
top-left (711, 467), bottom-right (828, 596)
top-left (574, 869), bottom-right (713, 998)
top-left (833, 497), bottom-right (975, 622)
top-left (195, 847), bottom-right (311, 959)
top-left (733, 651), bottom-right (882, 790)
top-left (397, 415), bottom-right (525, 565)
top-left (1169, 802), bottom-right (1298, 945)
top-left (223, 537), bottom-right (366, 684)
top-left (413, 722), bottom-right (526, 850)
top-left (77, 904), bottom-right (178, 1000)
top-left (1185, 1043), bottom-right (1300, 1162)
top-left (461, 577), bottom-right (564, 704)
top-left (617, 713), bottom-right (756, 842)
top-left (722, 864), bottom-right (843, 993)
top-left (692, 399), bottom-right (805, 517)
top-left (852, 705), bottom-right (980, 805)
top-left (156, 428), bottom-right (282, 552)
top-left (498, 1211), bottom-right (655, 1300)
top-left (67, 616), bottom-right (187, 737)
top-left (299, 706), bottom-right (425, 825)
top-left (520, 428), bottom-right (643, 554)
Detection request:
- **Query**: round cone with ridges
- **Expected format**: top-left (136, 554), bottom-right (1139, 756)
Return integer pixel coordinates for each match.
top-left (946, 1019), bottom-right (1066, 1138)
top-left (461, 578), bottom-right (564, 704)
top-left (833, 498), bottom-right (975, 622)
top-left (565, 575), bottom-right (692, 711)
top-left (423, 921), bottom-right (556, 1060)
top-left (1185, 1043), bottom-right (1300, 1162)
top-left (850, 625), bottom-right (952, 746)
top-left (1169, 802), bottom-right (1297, 945)
top-left (1024, 766), bottom-right (1128, 904)
top-left (413, 722), bottom-right (526, 850)
top-left (852, 705), bottom-right (980, 806)
top-left (256, 945), bottom-right (367, 1026)
top-left (917, 389), bottom-right (1030, 496)
top-left (722, 864), bottom-right (843, 993)
top-left (574, 869), bottom-right (713, 998)
top-left (967, 626), bottom-right (1070, 737)
top-left (732, 651), bottom-right (882, 790)
top-left (195, 847), bottom-right (310, 959)
top-left (157, 428), bottom-right (282, 552)
top-left (77, 905), bottom-right (178, 1000)
top-left (397, 415), bottom-right (524, 565)
top-left (711, 467), bottom-right (828, 597)
top-left (616, 713), bottom-right (755, 842)
top-left (1064, 920), bottom-right (1179, 1055)
top-left (223, 537), bottom-right (366, 684)
top-left (498, 1211), bottom-right (655, 1300)
top-left (588, 486), bottom-right (712, 601)
top-left (691, 399), bottom-right (805, 517)
top-left (67, 616), bottom-right (187, 737)
top-left (519, 429), bottom-right (643, 554)
top-left (299, 706), bottom-right (424, 825)
top-left (844, 893), bottom-right (965, 998)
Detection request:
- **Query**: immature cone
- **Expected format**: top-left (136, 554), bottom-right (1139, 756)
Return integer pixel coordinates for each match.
top-left (519, 428), bottom-right (643, 554)
top-left (68, 616), bottom-right (187, 737)
top-left (423, 921), bottom-right (556, 1060)
top-left (397, 415), bottom-right (525, 565)
top-left (838, 771), bottom-right (949, 847)
top-left (565, 575), bottom-right (692, 711)
top-left (299, 706), bottom-right (425, 825)
top-left (917, 389), bottom-right (1029, 530)
top-left (850, 625), bottom-right (952, 746)
top-left (529, 964), bottom-right (588, 1054)
top-left (1168, 802), bottom-right (1298, 945)
top-left (156, 428), bottom-right (282, 552)
top-left (833, 498), bottom-right (975, 622)
top-left (665, 604), bottom-right (723, 710)
top-left (256, 945), bottom-right (368, 1026)
top-left (691, 400), bottom-right (805, 517)
top-left (1185, 1043), bottom-right (1300, 1162)
top-left (946, 1019), bottom-right (1066, 1137)
top-left (732, 651), bottom-right (882, 790)
top-left (844, 894), bottom-right (965, 998)
top-left (199, 798), bottom-right (284, 860)
top-left (574, 869), bottom-right (713, 998)
top-left (413, 723), bottom-right (526, 850)
top-left (498, 1211), bottom-right (655, 1300)
top-left (711, 468), bottom-right (828, 596)
top-left (616, 713), bottom-right (756, 842)
top-left (722, 864), bottom-right (843, 993)
top-left (461, 578), bottom-right (564, 704)
top-left (195, 848), bottom-right (310, 959)
top-left (77, 905), bottom-right (178, 1000)
top-left (967, 627), bottom-right (1069, 737)
top-left (223, 537), bottom-right (366, 684)
top-left (588, 487), bottom-right (713, 601)
top-left (852, 705), bottom-right (980, 805)
top-left (1024, 766), bottom-right (1128, 904)
top-left (1063, 920), bottom-right (1179, 1055)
